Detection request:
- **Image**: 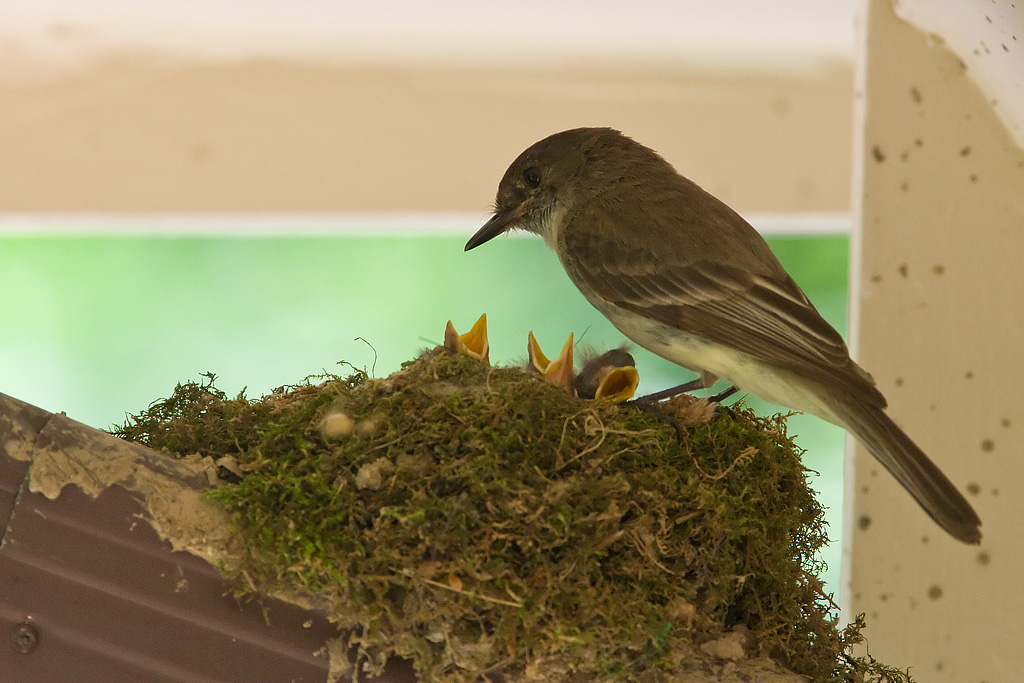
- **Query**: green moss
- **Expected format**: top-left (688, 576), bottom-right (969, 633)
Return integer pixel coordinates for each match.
top-left (112, 352), bottom-right (910, 683)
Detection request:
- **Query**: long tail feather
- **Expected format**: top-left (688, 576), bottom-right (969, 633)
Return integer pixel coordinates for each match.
top-left (835, 395), bottom-right (982, 544)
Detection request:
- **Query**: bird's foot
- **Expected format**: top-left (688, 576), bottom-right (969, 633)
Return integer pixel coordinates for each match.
top-left (630, 399), bottom-right (684, 440)
top-left (629, 383), bottom-right (740, 439)
top-left (706, 385), bottom-right (738, 404)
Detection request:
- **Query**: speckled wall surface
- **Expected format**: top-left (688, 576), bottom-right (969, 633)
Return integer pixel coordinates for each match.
top-left (848, 0), bottom-right (1024, 678)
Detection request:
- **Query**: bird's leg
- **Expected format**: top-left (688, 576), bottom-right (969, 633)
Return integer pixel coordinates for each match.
top-left (628, 371), bottom-right (723, 440)
top-left (632, 370), bottom-right (719, 404)
top-left (629, 373), bottom-right (740, 436)
top-left (632, 378), bottom-right (705, 404)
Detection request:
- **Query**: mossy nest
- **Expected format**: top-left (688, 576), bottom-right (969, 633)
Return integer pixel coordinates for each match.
top-left (113, 350), bottom-right (908, 683)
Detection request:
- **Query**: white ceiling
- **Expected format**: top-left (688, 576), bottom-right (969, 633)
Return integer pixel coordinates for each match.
top-left (3, 0), bottom-right (1019, 145)
top-left (0, 0), bottom-right (859, 68)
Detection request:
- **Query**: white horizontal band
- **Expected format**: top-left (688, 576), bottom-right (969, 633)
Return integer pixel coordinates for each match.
top-left (0, 211), bottom-right (851, 237)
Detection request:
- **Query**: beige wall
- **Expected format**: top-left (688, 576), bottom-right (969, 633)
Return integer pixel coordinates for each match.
top-left (848, 0), bottom-right (1024, 679)
top-left (0, 57), bottom-right (853, 214)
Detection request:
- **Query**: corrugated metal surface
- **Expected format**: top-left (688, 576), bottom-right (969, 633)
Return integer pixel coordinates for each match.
top-left (0, 393), bottom-right (417, 683)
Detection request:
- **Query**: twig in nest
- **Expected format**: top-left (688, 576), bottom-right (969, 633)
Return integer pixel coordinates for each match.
top-left (415, 576), bottom-right (524, 608)
top-left (556, 413), bottom-right (658, 473)
top-left (484, 364), bottom-right (499, 395)
top-left (691, 445), bottom-right (759, 481)
top-left (629, 529), bottom-right (676, 575)
top-left (555, 409), bottom-right (588, 465)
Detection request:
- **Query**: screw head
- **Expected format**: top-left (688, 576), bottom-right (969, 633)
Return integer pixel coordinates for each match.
top-left (11, 623), bottom-right (39, 654)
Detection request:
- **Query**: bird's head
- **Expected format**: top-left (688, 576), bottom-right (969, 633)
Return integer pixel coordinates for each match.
top-left (465, 127), bottom-right (635, 252)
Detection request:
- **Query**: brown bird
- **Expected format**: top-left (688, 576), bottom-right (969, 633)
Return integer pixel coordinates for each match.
top-left (465, 127), bottom-right (981, 544)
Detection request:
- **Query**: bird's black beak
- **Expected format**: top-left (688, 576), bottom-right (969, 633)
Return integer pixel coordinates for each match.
top-left (465, 209), bottom-right (516, 251)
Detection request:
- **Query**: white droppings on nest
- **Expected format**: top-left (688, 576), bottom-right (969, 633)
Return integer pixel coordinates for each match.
top-left (319, 411), bottom-right (355, 439)
top-left (699, 625), bottom-right (751, 661)
top-left (355, 457), bottom-right (393, 491)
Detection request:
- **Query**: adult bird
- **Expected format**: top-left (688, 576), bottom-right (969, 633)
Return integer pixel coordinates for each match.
top-left (465, 127), bottom-right (981, 545)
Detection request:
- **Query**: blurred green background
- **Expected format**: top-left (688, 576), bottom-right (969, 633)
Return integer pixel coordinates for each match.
top-left (0, 229), bottom-right (848, 596)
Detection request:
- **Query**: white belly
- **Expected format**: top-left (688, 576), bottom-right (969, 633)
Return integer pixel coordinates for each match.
top-left (594, 301), bottom-right (843, 426)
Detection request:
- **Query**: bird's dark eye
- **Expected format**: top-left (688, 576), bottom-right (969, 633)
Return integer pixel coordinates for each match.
top-left (524, 166), bottom-right (542, 188)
